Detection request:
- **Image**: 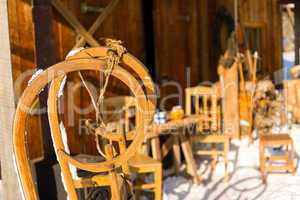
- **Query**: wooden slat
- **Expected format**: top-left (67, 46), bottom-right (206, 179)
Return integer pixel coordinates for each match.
top-left (52, 0), bottom-right (100, 47)
top-left (73, 0), bottom-right (119, 48)
top-left (153, 0), bottom-right (200, 108)
top-left (0, 0), bottom-right (23, 198)
top-left (7, 0), bottom-right (146, 159)
top-left (16, 0), bottom-right (44, 160)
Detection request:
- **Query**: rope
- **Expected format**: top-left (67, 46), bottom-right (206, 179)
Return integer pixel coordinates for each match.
top-left (77, 39), bottom-right (127, 158)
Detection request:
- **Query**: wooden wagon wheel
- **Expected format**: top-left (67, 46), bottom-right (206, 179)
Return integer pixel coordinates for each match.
top-left (13, 59), bottom-right (149, 200)
top-left (66, 47), bottom-right (157, 143)
top-left (66, 46), bottom-right (157, 118)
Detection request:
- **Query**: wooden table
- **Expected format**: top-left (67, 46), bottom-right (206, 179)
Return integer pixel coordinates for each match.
top-left (259, 134), bottom-right (296, 183)
top-left (147, 115), bottom-right (202, 184)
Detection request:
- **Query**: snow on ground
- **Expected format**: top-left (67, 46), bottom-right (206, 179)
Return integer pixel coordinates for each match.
top-left (163, 125), bottom-right (300, 200)
top-left (0, 126), bottom-right (299, 200)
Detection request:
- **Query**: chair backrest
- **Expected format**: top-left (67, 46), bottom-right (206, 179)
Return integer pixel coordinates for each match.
top-left (13, 48), bottom-right (152, 200)
top-left (102, 96), bottom-right (137, 134)
top-left (70, 47), bottom-right (157, 156)
top-left (68, 47), bottom-right (157, 122)
top-left (48, 76), bottom-right (124, 200)
top-left (185, 85), bottom-right (221, 133)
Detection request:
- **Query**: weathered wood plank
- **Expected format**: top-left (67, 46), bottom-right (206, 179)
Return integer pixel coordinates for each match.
top-left (0, 0), bottom-right (23, 199)
top-left (222, 62), bottom-right (239, 138)
top-left (73, 0), bottom-right (119, 48)
top-left (19, 0), bottom-right (44, 160)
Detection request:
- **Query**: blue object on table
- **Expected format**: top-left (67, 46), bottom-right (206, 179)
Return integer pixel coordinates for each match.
top-left (154, 111), bottom-right (167, 124)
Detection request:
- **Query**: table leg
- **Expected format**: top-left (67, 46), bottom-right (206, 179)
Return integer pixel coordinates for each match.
top-left (151, 137), bottom-right (162, 161)
top-left (172, 135), bottom-right (181, 175)
top-left (179, 131), bottom-right (201, 185)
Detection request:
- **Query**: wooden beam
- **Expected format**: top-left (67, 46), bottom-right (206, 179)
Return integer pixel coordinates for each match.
top-left (32, 0), bottom-right (58, 199)
top-left (73, 0), bottom-right (119, 49)
top-left (52, 0), bottom-right (100, 47)
top-left (0, 0), bottom-right (23, 199)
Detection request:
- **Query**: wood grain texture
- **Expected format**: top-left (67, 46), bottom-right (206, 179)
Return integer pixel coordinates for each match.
top-left (185, 85), bottom-right (230, 181)
top-left (153, 0), bottom-right (201, 109)
top-left (13, 58), bottom-right (149, 200)
top-left (7, 0), bottom-right (283, 161)
top-left (222, 62), bottom-right (239, 138)
top-left (8, 0), bottom-right (146, 159)
top-left (0, 0), bottom-right (23, 199)
top-left (8, 0), bottom-right (44, 160)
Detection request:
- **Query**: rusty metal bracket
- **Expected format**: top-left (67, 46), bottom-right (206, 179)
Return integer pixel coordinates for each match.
top-left (81, 2), bottom-right (104, 14)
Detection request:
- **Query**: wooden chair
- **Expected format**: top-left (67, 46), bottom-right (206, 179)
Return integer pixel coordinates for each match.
top-left (13, 56), bottom-right (149, 199)
top-left (185, 85), bottom-right (230, 181)
top-left (48, 76), bottom-right (126, 200)
top-left (68, 46), bottom-right (158, 156)
top-left (71, 46), bottom-right (161, 199)
top-left (101, 96), bottom-right (162, 200)
top-left (259, 134), bottom-right (296, 183)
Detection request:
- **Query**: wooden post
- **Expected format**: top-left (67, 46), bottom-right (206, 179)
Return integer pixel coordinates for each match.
top-left (32, 0), bottom-right (58, 199)
top-left (0, 0), bottom-right (23, 199)
top-left (221, 63), bottom-right (239, 138)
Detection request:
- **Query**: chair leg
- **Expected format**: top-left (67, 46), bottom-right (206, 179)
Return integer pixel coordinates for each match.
top-left (105, 144), bottom-right (121, 200)
top-left (211, 144), bottom-right (217, 175)
top-left (291, 142), bottom-right (296, 175)
top-left (110, 172), bottom-right (121, 200)
top-left (259, 143), bottom-right (266, 183)
top-left (154, 165), bottom-right (162, 200)
top-left (179, 132), bottom-right (201, 184)
top-left (135, 189), bottom-right (141, 200)
top-left (151, 137), bottom-right (162, 161)
top-left (224, 140), bottom-right (229, 182)
top-left (211, 156), bottom-right (217, 173)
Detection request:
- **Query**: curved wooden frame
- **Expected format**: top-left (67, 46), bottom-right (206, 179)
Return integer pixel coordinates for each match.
top-left (49, 78), bottom-right (135, 200)
top-left (67, 47), bottom-right (158, 154)
top-left (67, 47), bottom-right (157, 119)
top-left (13, 59), bottom-right (148, 200)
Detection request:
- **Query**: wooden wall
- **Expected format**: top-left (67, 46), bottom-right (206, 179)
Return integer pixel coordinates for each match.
top-left (8, 0), bottom-right (43, 159)
top-left (8, 0), bottom-right (146, 158)
top-left (7, 0), bottom-right (283, 159)
top-left (239, 0), bottom-right (282, 75)
top-left (153, 0), bottom-right (201, 109)
top-left (207, 0), bottom-right (282, 76)
top-left (153, 0), bottom-right (282, 106)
